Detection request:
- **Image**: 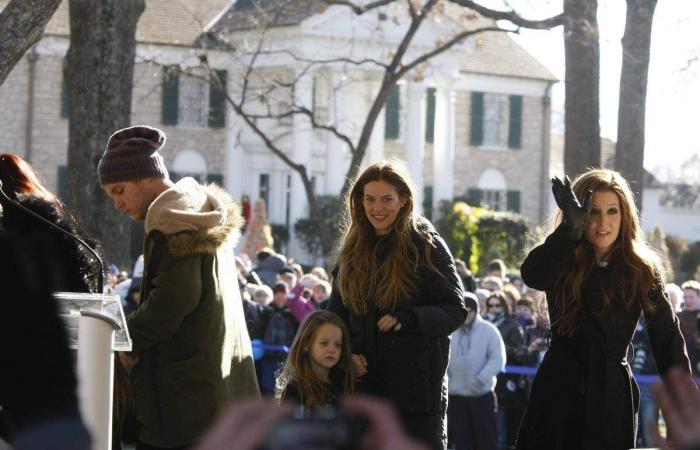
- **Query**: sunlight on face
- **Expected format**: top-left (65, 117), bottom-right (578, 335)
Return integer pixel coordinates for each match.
top-left (362, 180), bottom-right (407, 235)
top-left (584, 190), bottom-right (622, 261)
top-left (309, 323), bottom-right (343, 377)
top-left (103, 180), bottom-right (153, 221)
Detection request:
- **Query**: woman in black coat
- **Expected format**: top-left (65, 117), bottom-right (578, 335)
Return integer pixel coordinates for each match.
top-left (516, 170), bottom-right (690, 450)
top-left (0, 153), bottom-right (101, 293)
top-left (327, 160), bottom-right (466, 450)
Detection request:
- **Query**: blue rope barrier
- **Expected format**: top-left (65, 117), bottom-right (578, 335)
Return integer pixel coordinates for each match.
top-left (252, 341), bottom-right (290, 353)
top-left (250, 343), bottom-right (698, 387)
top-left (504, 365), bottom-right (700, 386)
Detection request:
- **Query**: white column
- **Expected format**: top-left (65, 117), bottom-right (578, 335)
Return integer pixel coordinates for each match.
top-left (225, 70), bottom-right (244, 199)
top-left (289, 70), bottom-right (314, 261)
top-left (325, 72), bottom-right (348, 194)
top-left (405, 81), bottom-right (426, 213)
top-left (365, 79), bottom-right (386, 166)
top-left (432, 77), bottom-right (456, 217)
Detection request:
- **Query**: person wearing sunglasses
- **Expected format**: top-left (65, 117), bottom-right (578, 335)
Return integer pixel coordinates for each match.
top-left (516, 170), bottom-right (690, 450)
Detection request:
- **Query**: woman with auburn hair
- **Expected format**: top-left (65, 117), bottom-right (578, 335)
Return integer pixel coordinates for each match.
top-left (0, 153), bottom-right (101, 293)
top-left (327, 160), bottom-right (466, 450)
top-left (516, 169), bottom-right (690, 450)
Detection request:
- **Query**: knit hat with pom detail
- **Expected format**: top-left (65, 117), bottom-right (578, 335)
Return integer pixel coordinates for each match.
top-left (98, 125), bottom-right (169, 186)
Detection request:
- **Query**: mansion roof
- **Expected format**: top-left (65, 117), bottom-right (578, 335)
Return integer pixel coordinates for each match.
top-left (2, 0), bottom-right (556, 81)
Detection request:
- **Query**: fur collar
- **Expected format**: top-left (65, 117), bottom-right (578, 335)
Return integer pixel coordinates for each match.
top-left (145, 178), bottom-right (243, 256)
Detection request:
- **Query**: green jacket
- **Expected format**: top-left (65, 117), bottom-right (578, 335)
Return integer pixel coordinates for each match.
top-left (128, 178), bottom-right (260, 447)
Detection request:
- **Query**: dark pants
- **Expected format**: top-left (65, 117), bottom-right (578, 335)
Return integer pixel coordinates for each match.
top-left (135, 443), bottom-right (189, 450)
top-left (448, 392), bottom-right (498, 450)
top-left (402, 412), bottom-right (447, 450)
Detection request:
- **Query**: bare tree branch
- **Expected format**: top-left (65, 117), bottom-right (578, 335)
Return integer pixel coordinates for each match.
top-left (0, 0), bottom-right (62, 85)
top-left (236, 48), bottom-right (390, 70)
top-left (296, 106), bottom-right (357, 153)
top-left (447, 0), bottom-right (563, 29)
top-left (398, 26), bottom-right (507, 77)
top-left (324, 0), bottom-right (397, 15)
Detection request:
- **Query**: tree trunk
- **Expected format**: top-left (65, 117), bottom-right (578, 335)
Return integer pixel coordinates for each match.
top-left (0, 0), bottom-right (62, 86)
top-left (65, 0), bottom-right (145, 268)
top-left (615, 0), bottom-right (657, 212)
top-left (563, 0), bottom-right (601, 177)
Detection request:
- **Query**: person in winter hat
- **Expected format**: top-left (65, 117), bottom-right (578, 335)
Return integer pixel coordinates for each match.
top-left (99, 125), bottom-right (259, 448)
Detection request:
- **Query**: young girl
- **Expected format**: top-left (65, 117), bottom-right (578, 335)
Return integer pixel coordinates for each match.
top-left (275, 310), bottom-right (354, 406)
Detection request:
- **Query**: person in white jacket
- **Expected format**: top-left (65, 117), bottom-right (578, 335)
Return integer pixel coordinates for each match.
top-left (448, 292), bottom-right (506, 450)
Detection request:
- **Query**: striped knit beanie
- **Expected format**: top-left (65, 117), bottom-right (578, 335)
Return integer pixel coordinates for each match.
top-left (98, 125), bottom-right (168, 186)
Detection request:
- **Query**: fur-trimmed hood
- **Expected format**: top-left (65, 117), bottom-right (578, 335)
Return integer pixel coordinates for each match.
top-left (145, 177), bottom-right (243, 256)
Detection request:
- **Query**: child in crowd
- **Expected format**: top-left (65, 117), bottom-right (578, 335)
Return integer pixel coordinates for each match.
top-left (275, 310), bottom-right (353, 407)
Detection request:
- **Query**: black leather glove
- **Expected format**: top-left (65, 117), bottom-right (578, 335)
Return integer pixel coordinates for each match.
top-left (551, 175), bottom-right (592, 241)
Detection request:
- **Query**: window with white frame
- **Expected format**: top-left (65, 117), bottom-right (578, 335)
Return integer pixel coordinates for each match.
top-left (482, 93), bottom-right (506, 147)
top-left (466, 168), bottom-right (521, 213)
top-left (470, 92), bottom-right (523, 149)
top-left (171, 150), bottom-right (207, 183)
top-left (178, 73), bottom-right (209, 127)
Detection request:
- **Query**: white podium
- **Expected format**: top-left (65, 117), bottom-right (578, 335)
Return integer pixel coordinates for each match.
top-left (54, 293), bottom-right (132, 450)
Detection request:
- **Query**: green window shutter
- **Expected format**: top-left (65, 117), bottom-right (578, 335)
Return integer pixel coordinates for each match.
top-left (161, 66), bottom-right (179, 125)
top-left (384, 85), bottom-right (400, 140)
top-left (208, 69), bottom-right (227, 128)
top-left (425, 87), bottom-right (436, 143)
top-left (467, 188), bottom-right (483, 206)
top-left (508, 95), bottom-right (522, 149)
top-left (57, 165), bottom-right (67, 200)
top-left (207, 173), bottom-right (224, 186)
top-left (61, 76), bottom-right (69, 119)
top-left (507, 190), bottom-right (521, 213)
top-left (470, 92), bottom-right (483, 146)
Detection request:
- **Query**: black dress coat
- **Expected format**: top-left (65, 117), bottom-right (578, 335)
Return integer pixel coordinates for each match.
top-left (0, 194), bottom-right (101, 293)
top-left (516, 224), bottom-right (690, 450)
top-left (327, 222), bottom-right (467, 450)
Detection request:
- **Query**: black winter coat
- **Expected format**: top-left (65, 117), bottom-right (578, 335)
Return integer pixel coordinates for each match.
top-left (328, 224), bottom-right (466, 449)
top-left (517, 224), bottom-right (690, 450)
top-left (0, 194), bottom-right (101, 293)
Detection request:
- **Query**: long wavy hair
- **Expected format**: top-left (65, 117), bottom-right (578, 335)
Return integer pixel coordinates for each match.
top-left (335, 160), bottom-right (441, 315)
top-left (0, 153), bottom-right (58, 203)
top-left (551, 169), bottom-right (662, 336)
top-left (276, 310), bottom-right (353, 406)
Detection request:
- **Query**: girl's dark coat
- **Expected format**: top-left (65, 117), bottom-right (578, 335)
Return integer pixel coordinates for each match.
top-left (516, 224), bottom-right (690, 450)
top-left (328, 223), bottom-right (466, 449)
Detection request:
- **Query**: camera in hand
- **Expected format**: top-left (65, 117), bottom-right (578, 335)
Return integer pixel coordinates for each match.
top-left (257, 405), bottom-right (365, 450)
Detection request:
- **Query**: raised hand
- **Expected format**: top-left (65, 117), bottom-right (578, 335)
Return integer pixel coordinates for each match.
top-left (551, 175), bottom-right (592, 240)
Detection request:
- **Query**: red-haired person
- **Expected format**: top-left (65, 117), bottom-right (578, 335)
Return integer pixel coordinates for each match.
top-left (0, 153), bottom-right (101, 293)
top-left (516, 170), bottom-right (690, 450)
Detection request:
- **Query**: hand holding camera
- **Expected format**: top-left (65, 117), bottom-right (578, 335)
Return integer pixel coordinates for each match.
top-left (195, 395), bottom-right (429, 450)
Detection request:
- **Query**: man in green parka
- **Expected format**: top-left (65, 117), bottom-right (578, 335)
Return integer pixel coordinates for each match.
top-left (98, 125), bottom-right (260, 449)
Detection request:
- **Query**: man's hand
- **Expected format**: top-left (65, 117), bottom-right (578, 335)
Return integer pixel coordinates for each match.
top-left (648, 366), bottom-right (700, 450)
top-left (195, 399), bottom-right (293, 450)
top-left (551, 175), bottom-right (591, 240)
top-left (341, 395), bottom-right (429, 450)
